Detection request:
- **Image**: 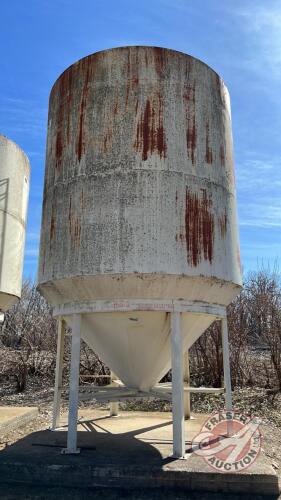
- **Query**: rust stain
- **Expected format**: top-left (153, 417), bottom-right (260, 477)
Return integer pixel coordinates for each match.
top-left (125, 81), bottom-right (130, 108)
top-left (76, 58), bottom-right (92, 162)
top-left (125, 51), bottom-right (140, 108)
top-left (145, 51), bottom-right (148, 67)
top-left (219, 210), bottom-right (228, 238)
top-left (103, 128), bottom-right (112, 153)
top-left (132, 75), bottom-right (139, 86)
top-left (185, 59), bottom-right (192, 80)
top-left (183, 82), bottom-right (197, 165)
top-left (55, 124), bottom-right (63, 170)
top-left (220, 144), bottom-right (225, 166)
top-left (215, 74), bottom-right (223, 106)
top-left (175, 192), bottom-right (187, 242)
top-left (72, 219), bottom-right (81, 246)
top-left (205, 120), bottom-right (213, 164)
top-left (42, 247), bottom-right (46, 275)
top-left (183, 82), bottom-right (195, 107)
top-left (68, 194), bottom-right (81, 247)
top-left (154, 47), bottom-right (166, 76)
top-left (186, 115), bottom-right (197, 165)
top-left (50, 204), bottom-right (56, 250)
top-left (175, 233), bottom-right (185, 242)
top-left (184, 188), bottom-right (214, 266)
top-left (114, 98), bottom-right (119, 115)
top-left (127, 51), bottom-right (131, 76)
top-left (63, 69), bottom-right (73, 144)
top-left (68, 195), bottom-right (72, 225)
top-left (55, 67), bottom-right (73, 172)
top-left (135, 100), bottom-right (139, 115)
top-left (216, 74), bottom-right (221, 93)
top-left (81, 188), bottom-right (85, 211)
top-left (134, 94), bottom-right (167, 161)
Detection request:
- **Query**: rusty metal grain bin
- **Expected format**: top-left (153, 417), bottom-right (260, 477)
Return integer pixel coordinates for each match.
top-left (0, 135), bottom-right (30, 311)
top-left (38, 47), bottom-right (242, 389)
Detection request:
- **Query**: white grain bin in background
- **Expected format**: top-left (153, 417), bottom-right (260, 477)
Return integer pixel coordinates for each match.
top-left (0, 135), bottom-right (30, 312)
top-left (37, 47), bottom-right (242, 456)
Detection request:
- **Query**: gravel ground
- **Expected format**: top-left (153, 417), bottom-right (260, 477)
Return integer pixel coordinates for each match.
top-left (1, 379), bottom-right (281, 476)
top-left (0, 379), bottom-right (280, 500)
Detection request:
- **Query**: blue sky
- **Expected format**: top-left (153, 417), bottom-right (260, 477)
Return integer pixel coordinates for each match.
top-left (0, 0), bottom-right (280, 279)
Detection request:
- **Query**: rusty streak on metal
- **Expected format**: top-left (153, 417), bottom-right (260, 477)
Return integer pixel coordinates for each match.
top-left (103, 128), bottom-right (113, 153)
top-left (154, 47), bottom-right (166, 76)
top-left (125, 52), bottom-right (140, 108)
top-left (220, 144), bottom-right (225, 167)
top-left (185, 59), bottom-right (192, 80)
top-left (219, 210), bottom-right (228, 238)
top-left (145, 51), bottom-right (148, 67)
top-left (50, 205), bottom-right (56, 248)
top-left (114, 99), bottom-right (119, 115)
top-left (205, 120), bottom-right (213, 164)
top-left (135, 95), bottom-right (167, 161)
top-left (185, 188), bottom-right (214, 266)
top-left (184, 82), bottom-right (197, 165)
top-left (81, 189), bottom-right (85, 211)
top-left (215, 74), bottom-right (223, 107)
top-left (68, 194), bottom-right (81, 247)
top-left (76, 58), bottom-right (92, 162)
top-left (175, 233), bottom-right (185, 242)
top-left (42, 247), bottom-right (46, 275)
top-left (55, 68), bottom-right (73, 172)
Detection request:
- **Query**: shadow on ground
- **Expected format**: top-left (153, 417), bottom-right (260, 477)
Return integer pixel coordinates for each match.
top-left (0, 414), bottom-right (279, 498)
top-left (0, 415), bottom-right (174, 466)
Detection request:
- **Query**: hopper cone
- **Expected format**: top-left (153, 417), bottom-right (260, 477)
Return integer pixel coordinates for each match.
top-left (65, 311), bottom-right (217, 391)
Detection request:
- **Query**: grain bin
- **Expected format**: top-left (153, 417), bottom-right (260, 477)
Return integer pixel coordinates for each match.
top-left (37, 47), bottom-right (242, 456)
top-left (0, 135), bottom-right (30, 311)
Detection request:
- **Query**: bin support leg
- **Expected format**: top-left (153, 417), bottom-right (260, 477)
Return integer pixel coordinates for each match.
top-left (110, 371), bottom-right (119, 417)
top-left (222, 317), bottom-right (233, 436)
top-left (62, 314), bottom-right (81, 454)
top-left (171, 311), bottom-right (185, 459)
top-left (52, 318), bottom-right (65, 430)
top-left (184, 350), bottom-right (191, 420)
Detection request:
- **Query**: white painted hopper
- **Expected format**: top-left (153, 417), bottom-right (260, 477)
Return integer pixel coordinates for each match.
top-left (0, 135), bottom-right (30, 311)
top-left (37, 47), bottom-right (242, 390)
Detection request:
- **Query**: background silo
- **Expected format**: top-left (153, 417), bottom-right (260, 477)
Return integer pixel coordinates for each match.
top-left (0, 135), bottom-right (30, 311)
top-left (38, 46), bottom-right (242, 391)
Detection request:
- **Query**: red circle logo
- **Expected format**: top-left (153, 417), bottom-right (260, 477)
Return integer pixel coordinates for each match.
top-left (191, 411), bottom-right (262, 473)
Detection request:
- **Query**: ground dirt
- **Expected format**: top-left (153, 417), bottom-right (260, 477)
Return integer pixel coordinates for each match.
top-left (0, 379), bottom-right (281, 499)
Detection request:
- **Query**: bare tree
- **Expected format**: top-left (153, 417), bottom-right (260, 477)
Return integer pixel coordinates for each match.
top-left (0, 281), bottom-right (57, 391)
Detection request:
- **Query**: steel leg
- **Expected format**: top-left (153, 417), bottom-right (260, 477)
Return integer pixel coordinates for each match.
top-left (110, 371), bottom-right (119, 416)
top-left (171, 311), bottom-right (185, 458)
top-left (184, 350), bottom-right (191, 420)
top-left (62, 314), bottom-right (81, 454)
top-left (52, 318), bottom-right (65, 430)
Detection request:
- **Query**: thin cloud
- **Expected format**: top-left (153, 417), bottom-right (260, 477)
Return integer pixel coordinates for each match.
top-left (231, 2), bottom-right (281, 78)
top-left (0, 97), bottom-right (47, 137)
top-left (237, 155), bottom-right (281, 229)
